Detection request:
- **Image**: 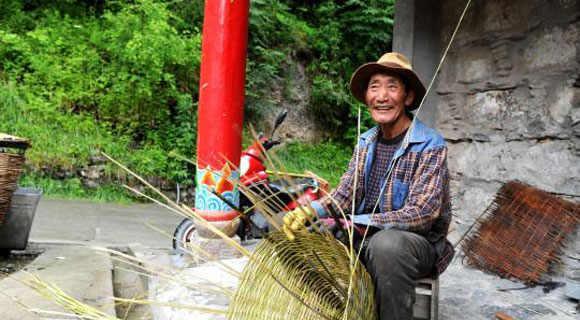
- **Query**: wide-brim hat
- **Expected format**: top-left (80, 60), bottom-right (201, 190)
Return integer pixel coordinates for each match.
top-left (349, 52), bottom-right (426, 111)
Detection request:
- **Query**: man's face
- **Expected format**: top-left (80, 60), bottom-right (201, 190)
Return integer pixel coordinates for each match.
top-left (365, 72), bottom-right (415, 126)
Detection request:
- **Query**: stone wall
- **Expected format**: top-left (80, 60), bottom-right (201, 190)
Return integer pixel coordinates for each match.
top-left (431, 0), bottom-right (580, 246)
top-left (259, 55), bottom-right (322, 143)
top-left (32, 154), bottom-right (196, 205)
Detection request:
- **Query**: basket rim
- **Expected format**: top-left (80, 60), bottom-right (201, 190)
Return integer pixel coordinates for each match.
top-left (0, 133), bottom-right (30, 150)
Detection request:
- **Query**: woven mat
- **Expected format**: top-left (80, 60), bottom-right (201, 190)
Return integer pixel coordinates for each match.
top-left (462, 181), bottom-right (580, 284)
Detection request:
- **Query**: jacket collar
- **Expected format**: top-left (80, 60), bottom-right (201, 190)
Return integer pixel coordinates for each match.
top-left (408, 118), bottom-right (427, 144)
top-left (360, 118), bottom-right (427, 145)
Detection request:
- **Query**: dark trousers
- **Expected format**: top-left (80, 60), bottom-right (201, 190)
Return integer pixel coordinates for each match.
top-left (363, 229), bottom-right (436, 320)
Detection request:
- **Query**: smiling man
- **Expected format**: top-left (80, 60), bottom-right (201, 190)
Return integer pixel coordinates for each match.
top-left (365, 72), bottom-right (414, 137)
top-left (284, 52), bottom-right (454, 319)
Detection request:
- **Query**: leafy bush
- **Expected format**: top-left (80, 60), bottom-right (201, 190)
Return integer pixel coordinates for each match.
top-left (0, 0), bottom-right (200, 184)
top-left (0, 82), bottom-right (185, 183)
top-left (305, 0), bottom-right (394, 142)
top-left (0, 0), bottom-right (394, 201)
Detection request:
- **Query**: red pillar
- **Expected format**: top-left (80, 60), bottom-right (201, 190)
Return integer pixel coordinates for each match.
top-left (195, 0), bottom-right (250, 235)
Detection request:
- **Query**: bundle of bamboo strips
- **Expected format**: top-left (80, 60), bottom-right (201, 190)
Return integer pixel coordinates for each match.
top-left (228, 231), bottom-right (375, 320)
top-left (22, 131), bottom-right (376, 319)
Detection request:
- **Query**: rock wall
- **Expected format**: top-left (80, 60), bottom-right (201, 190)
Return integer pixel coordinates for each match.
top-left (30, 154), bottom-right (195, 205)
top-left (259, 55), bottom-right (322, 143)
top-left (433, 0), bottom-right (580, 255)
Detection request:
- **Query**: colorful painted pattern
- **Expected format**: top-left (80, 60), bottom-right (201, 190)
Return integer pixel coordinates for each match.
top-left (195, 164), bottom-right (240, 221)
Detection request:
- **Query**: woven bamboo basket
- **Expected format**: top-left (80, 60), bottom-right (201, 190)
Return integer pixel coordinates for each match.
top-left (0, 134), bottom-right (29, 226)
top-left (0, 153), bottom-right (25, 225)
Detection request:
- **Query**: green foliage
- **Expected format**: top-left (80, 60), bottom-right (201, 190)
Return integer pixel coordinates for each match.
top-left (0, 0), bottom-right (393, 202)
top-left (340, 0), bottom-right (395, 64)
top-left (0, 82), bottom-right (185, 183)
top-left (0, 0), bottom-right (200, 137)
top-left (273, 141), bottom-right (352, 188)
top-left (0, 83), bottom-right (104, 170)
top-left (242, 0), bottom-right (394, 142)
top-left (305, 0), bottom-right (394, 141)
top-left (245, 0), bottom-right (314, 120)
top-left (18, 173), bottom-right (136, 203)
top-left (0, 0), bottom-right (199, 184)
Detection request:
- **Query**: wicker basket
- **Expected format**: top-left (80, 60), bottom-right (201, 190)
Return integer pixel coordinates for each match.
top-left (0, 153), bottom-right (25, 225)
top-left (0, 134), bottom-right (29, 226)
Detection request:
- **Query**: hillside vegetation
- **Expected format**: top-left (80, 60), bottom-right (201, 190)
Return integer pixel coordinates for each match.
top-left (0, 0), bottom-right (394, 201)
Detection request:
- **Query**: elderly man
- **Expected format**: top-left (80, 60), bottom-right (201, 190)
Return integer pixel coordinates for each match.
top-left (284, 52), bottom-right (454, 319)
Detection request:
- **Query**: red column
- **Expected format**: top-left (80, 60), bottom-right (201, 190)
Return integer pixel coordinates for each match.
top-left (195, 0), bottom-right (249, 235)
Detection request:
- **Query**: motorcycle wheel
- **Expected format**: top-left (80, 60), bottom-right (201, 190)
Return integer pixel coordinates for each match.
top-left (172, 218), bottom-right (197, 252)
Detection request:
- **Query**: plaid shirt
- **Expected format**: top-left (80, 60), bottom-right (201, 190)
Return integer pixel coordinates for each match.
top-left (311, 119), bottom-right (454, 276)
top-left (365, 131), bottom-right (406, 214)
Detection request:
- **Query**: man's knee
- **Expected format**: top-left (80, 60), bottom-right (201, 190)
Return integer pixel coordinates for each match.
top-left (368, 229), bottom-right (411, 252)
top-left (365, 229), bottom-right (411, 266)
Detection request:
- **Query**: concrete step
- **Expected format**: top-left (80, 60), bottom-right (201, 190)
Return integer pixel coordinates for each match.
top-left (111, 245), bottom-right (154, 320)
top-left (0, 244), bottom-right (116, 320)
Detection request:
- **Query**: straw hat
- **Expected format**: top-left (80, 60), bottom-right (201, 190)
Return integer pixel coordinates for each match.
top-left (349, 52), bottom-right (426, 111)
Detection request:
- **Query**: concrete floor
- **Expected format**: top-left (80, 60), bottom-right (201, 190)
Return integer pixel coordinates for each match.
top-left (0, 199), bottom-right (182, 320)
top-left (0, 198), bottom-right (578, 319)
top-left (29, 199), bottom-right (184, 247)
top-left (440, 260), bottom-right (579, 319)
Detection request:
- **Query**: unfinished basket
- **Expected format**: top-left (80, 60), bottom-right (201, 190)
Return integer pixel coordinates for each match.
top-left (228, 231), bottom-right (376, 319)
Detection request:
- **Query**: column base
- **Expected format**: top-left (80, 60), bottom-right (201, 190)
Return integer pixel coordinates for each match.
top-left (184, 231), bottom-right (243, 266)
top-left (194, 217), bottom-right (240, 238)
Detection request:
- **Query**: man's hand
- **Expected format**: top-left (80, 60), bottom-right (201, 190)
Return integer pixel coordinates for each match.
top-left (307, 218), bottom-right (367, 243)
top-left (308, 219), bottom-right (347, 243)
top-left (282, 206), bottom-right (315, 240)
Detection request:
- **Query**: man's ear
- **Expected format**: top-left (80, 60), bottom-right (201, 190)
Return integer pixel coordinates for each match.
top-left (405, 89), bottom-right (416, 106)
top-left (364, 88), bottom-right (371, 106)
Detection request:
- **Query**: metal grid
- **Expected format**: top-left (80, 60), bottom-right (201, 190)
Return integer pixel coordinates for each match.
top-left (462, 181), bottom-right (580, 284)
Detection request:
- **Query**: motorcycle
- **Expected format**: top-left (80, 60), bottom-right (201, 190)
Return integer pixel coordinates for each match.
top-left (173, 109), bottom-right (329, 251)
